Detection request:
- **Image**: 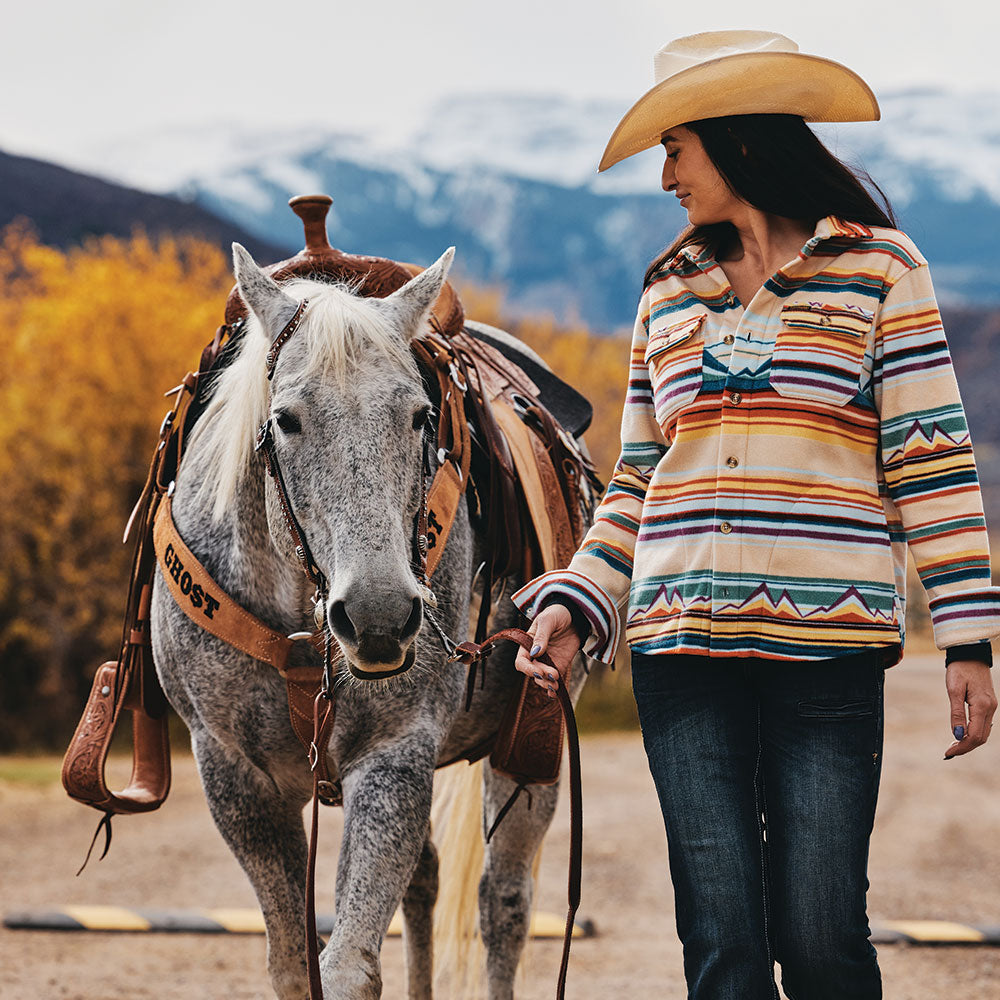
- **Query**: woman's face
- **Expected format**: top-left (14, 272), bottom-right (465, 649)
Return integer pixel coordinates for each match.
top-left (660, 125), bottom-right (744, 226)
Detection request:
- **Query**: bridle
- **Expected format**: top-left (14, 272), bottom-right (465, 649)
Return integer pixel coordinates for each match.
top-left (255, 304), bottom-right (328, 589)
top-left (252, 298), bottom-right (454, 683)
top-left (252, 300), bottom-right (339, 697)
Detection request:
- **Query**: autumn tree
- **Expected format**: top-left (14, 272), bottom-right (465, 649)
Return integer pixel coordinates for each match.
top-left (0, 225), bottom-right (231, 747)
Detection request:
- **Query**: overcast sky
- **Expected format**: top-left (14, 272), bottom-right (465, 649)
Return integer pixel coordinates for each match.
top-left (3, 0), bottom-right (997, 168)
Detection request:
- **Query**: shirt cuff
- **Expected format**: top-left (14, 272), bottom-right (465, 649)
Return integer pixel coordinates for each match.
top-left (928, 585), bottom-right (1000, 649)
top-left (945, 641), bottom-right (993, 667)
top-left (510, 569), bottom-right (622, 664)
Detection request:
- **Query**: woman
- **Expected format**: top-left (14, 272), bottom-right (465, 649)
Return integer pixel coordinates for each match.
top-left (511, 30), bottom-right (1000, 1000)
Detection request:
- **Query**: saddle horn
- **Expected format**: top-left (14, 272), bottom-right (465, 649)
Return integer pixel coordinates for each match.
top-left (223, 193), bottom-right (464, 337)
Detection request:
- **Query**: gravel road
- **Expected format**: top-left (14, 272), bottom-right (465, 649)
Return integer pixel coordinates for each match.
top-left (3, 652), bottom-right (1000, 998)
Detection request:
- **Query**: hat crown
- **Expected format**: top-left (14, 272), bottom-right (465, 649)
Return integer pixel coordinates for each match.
top-left (653, 30), bottom-right (799, 84)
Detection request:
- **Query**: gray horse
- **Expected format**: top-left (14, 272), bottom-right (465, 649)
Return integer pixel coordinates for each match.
top-left (150, 244), bottom-right (590, 999)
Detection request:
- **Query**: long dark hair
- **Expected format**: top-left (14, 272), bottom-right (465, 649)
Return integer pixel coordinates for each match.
top-left (644, 114), bottom-right (896, 288)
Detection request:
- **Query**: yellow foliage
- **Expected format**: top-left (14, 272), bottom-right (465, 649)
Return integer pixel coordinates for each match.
top-left (0, 225), bottom-right (231, 745)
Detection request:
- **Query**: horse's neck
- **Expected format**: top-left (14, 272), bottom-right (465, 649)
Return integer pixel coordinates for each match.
top-left (173, 452), bottom-right (308, 634)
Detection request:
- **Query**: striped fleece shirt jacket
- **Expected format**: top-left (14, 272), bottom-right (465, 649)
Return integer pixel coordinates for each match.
top-left (512, 216), bottom-right (1000, 664)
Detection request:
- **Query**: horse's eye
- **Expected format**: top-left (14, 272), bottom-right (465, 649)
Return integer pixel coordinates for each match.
top-left (412, 406), bottom-right (431, 431)
top-left (275, 410), bottom-right (302, 434)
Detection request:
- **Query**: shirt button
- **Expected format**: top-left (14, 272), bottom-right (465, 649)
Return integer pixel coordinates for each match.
top-left (820, 314), bottom-right (832, 325)
top-left (729, 391), bottom-right (742, 405)
top-left (726, 456), bottom-right (739, 468)
top-left (723, 334), bottom-right (735, 345)
top-left (720, 521), bottom-right (733, 534)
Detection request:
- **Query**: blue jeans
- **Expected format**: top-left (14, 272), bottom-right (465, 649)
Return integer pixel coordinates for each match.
top-left (631, 650), bottom-right (886, 1000)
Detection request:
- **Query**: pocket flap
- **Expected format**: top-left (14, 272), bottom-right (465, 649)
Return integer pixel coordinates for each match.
top-left (781, 302), bottom-right (874, 337)
top-left (645, 314), bottom-right (705, 363)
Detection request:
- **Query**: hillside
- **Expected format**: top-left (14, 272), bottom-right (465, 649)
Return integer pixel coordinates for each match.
top-left (0, 148), bottom-right (284, 261)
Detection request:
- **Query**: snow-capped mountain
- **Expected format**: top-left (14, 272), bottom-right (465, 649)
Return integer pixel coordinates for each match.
top-left (66, 90), bottom-right (1000, 329)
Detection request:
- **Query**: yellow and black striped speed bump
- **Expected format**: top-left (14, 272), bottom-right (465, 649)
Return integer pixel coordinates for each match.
top-left (871, 921), bottom-right (1000, 945)
top-left (3, 907), bottom-right (596, 939)
top-left (5, 911), bottom-right (996, 944)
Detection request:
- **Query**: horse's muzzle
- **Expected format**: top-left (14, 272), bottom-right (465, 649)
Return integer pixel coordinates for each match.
top-left (346, 643), bottom-right (417, 680)
top-left (329, 593), bottom-right (422, 680)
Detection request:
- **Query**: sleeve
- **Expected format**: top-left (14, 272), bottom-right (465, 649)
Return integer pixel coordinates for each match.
top-left (873, 263), bottom-right (1000, 648)
top-left (511, 299), bottom-right (668, 662)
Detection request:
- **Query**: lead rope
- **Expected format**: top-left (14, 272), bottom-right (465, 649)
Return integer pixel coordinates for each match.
top-left (306, 625), bottom-right (336, 1000)
top-left (450, 628), bottom-right (583, 1000)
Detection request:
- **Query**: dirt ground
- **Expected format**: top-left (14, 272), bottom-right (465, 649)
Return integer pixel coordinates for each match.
top-left (3, 652), bottom-right (1000, 999)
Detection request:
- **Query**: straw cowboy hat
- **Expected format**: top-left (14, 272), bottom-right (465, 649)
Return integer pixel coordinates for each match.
top-left (598, 30), bottom-right (879, 172)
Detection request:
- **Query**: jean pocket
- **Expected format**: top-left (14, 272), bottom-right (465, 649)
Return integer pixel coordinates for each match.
top-left (770, 302), bottom-right (872, 406)
top-left (645, 314), bottom-right (705, 432)
top-left (797, 698), bottom-right (876, 719)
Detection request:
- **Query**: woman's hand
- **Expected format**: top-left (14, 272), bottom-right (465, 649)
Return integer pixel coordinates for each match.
top-left (944, 661), bottom-right (997, 759)
top-left (515, 604), bottom-right (583, 698)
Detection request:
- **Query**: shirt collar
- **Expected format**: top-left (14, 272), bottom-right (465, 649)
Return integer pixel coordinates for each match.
top-left (674, 216), bottom-right (871, 265)
top-left (677, 243), bottom-right (714, 266)
top-left (802, 216), bottom-right (873, 252)
top-left (666, 216), bottom-right (873, 284)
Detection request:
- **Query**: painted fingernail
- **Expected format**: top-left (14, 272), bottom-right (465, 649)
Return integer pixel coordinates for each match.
top-left (954, 725), bottom-right (966, 740)
top-left (530, 644), bottom-right (541, 657)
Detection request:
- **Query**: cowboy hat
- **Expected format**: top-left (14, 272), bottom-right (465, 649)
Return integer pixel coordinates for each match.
top-left (598, 30), bottom-right (879, 172)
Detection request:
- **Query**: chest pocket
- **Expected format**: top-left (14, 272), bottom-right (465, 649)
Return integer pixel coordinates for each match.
top-left (770, 302), bottom-right (873, 406)
top-left (645, 314), bottom-right (705, 431)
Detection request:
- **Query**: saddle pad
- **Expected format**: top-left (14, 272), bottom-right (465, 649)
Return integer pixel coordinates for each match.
top-left (465, 321), bottom-right (594, 437)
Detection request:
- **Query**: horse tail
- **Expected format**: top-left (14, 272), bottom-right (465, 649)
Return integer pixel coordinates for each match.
top-left (432, 758), bottom-right (484, 997)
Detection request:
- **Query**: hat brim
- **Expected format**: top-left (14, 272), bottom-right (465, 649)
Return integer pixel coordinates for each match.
top-left (598, 52), bottom-right (879, 172)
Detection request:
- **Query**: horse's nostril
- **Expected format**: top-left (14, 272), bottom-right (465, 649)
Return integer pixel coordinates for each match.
top-left (328, 599), bottom-right (357, 645)
top-left (400, 596), bottom-right (422, 643)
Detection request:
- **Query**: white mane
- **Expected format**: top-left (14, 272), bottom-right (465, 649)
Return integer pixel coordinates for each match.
top-left (189, 277), bottom-right (419, 520)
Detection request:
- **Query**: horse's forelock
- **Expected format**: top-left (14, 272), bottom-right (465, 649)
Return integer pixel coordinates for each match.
top-left (190, 278), bottom-right (421, 521)
top-left (282, 277), bottom-right (419, 386)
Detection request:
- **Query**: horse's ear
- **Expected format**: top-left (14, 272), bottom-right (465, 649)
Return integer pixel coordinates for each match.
top-left (232, 243), bottom-right (299, 337)
top-left (381, 247), bottom-right (455, 341)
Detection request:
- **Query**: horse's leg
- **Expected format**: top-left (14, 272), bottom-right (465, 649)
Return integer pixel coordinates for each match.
top-left (192, 731), bottom-right (311, 1000)
top-left (401, 835), bottom-right (438, 1000)
top-left (322, 740), bottom-right (436, 1000)
top-left (479, 766), bottom-right (561, 1000)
